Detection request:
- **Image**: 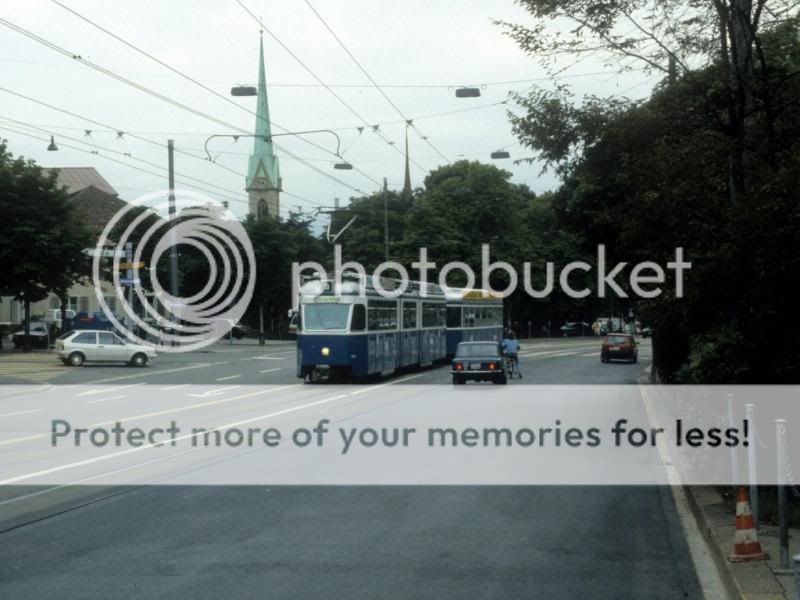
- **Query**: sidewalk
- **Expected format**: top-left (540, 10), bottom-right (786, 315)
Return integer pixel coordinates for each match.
top-left (686, 486), bottom-right (797, 599)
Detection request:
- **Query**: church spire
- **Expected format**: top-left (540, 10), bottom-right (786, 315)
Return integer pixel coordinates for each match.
top-left (246, 33), bottom-right (281, 218)
top-left (402, 125), bottom-right (412, 198)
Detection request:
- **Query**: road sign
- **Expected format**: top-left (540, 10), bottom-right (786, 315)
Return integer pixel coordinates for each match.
top-left (119, 278), bottom-right (141, 286)
top-left (83, 248), bottom-right (125, 258)
top-left (117, 262), bottom-right (145, 269)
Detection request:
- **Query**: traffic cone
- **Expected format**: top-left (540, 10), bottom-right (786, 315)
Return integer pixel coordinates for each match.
top-left (729, 486), bottom-right (768, 562)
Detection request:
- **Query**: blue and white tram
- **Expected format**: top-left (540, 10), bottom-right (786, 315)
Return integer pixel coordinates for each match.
top-left (444, 287), bottom-right (504, 356)
top-left (296, 275), bottom-right (447, 382)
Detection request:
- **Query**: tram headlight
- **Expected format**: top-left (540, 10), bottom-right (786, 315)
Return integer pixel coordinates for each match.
top-left (321, 346), bottom-right (330, 357)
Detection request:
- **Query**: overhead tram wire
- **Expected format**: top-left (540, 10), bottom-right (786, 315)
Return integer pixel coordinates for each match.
top-left (0, 17), bottom-right (372, 194)
top-left (304, 0), bottom-right (449, 165)
top-left (235, 0), bottom-right (429, 175)
top-left (0, 123), bottom-right (251, 208)
top-left (0, 115), bottom-right (327, 211)
top-left (47, 0), bottom-right (378, 188)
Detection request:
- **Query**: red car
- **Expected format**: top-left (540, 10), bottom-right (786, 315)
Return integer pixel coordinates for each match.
top-left (601, 333), bottom-right (638, 363)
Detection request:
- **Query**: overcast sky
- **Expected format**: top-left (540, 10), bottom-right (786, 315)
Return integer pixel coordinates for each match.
top-left (0, 1), bottom-right (654, 222)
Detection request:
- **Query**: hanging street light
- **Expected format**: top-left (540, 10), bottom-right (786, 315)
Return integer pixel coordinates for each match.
top-left (231, 85), bottom-right (257, 96)
top-left (47, 135), bottom-right (58, 151)
top-left (455, 87), bottom-right (481, 98)
top-left (490, 150), bottom-right (511, 159)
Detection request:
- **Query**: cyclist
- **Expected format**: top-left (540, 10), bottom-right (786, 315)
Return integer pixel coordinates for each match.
top-left (501, 331), bottom-right (522, 379)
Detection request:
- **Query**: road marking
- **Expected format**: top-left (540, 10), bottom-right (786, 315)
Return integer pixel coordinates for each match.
top-left (0, 409), bottom-right (42, 418)
top-left (259, 368), bottom-right (282, 373)
top-left (186, 385), bottom-right (242, 398)
top-left (158, 384), bottom-right (190, 391)
top-left (85, 395), bottom-right (127, 405)
top-left (580, 352), bottom-right (600, 357)
top-left (348, 372), bottom-right (423, 395)
top-left (0, 391), bottom-right (351, 485)
top-left (0, 384), bottom-right (298, 448)
top-left (82, 363), bottom-right (211, 385)
top-left (76, 383), bottom-right (144, 397)
top-left (215, 374), bottom-right (242, 382)
top-left (0, 385), bottom-right (51, 397)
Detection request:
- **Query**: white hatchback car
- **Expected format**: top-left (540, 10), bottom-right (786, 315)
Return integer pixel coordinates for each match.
top-left (56, 330), bottom-right (157, 367)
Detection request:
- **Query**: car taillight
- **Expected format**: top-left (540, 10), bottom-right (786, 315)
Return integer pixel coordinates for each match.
top-left (455, 363), bottom-right (463, 371)
top-left (488, 363), bottom-right (496, 370)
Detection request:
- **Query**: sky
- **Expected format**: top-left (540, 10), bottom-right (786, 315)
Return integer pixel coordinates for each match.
top-left (0, 0), bottom-right (655, 223)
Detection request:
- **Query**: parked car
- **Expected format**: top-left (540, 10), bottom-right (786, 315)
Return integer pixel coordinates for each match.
top-left (641, 327), bottom-right (652, 338)
top-left (451, 341), bottom-right (507, 385)
top-left (12, 324), bottom-right (49, 349)
top-left (601, 333), bottom-right (638, 363)
top-left (560, 321), bottom-right (591, 337)
top-left (56, 329), bottom-right (156, 367)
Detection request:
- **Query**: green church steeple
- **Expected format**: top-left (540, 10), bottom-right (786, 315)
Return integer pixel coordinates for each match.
top-left (246, 34), bottom-right (281, 218)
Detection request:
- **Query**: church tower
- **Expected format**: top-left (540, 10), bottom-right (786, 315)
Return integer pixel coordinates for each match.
top-left (246, 35), bottom-right (281, 218)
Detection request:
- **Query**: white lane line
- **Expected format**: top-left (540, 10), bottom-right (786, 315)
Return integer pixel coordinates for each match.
top-left (581, 352), bottom-right (600, 357)
top-left (259, 368), bottom-right (282, 374)
top-left (85, 395), bottom-right (127, 405)
top-left (0, 391), bottom-right (351, 485)
top-left (77, 383), bottom-right (144, 397)
top-left (0, 384), bottom-right (298, 448)
top-left (84, 363), bottom-right (211, 385)
top-left (0, 409), bottom-right (42, 419)
top-left (348, 372), bottom-right (423, 395)
top-left (186, 385), bottom-right (242, 398)
top-left (158, 384), bottom-right (191, 391)
top-left (215, 374), bottom-right (242, 382)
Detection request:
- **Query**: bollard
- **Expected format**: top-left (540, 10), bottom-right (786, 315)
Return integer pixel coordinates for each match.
top-left (794, 553), bottom-right (800, 600)
top-left (746, 403), bottom-right (759, 528)
top-left (729, 394), bottom-right (740, 495)
top-left (777, 419), bottom-right (790, 570)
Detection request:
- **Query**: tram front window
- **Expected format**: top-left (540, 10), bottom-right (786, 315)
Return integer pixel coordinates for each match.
top-left (302, 304), bottom-right (351, 331)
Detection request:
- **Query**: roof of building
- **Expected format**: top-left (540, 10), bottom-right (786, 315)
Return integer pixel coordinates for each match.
top-left (50, 167), bottom-right (118, 197)
top-left (68, 186), bottom-right (128, 236)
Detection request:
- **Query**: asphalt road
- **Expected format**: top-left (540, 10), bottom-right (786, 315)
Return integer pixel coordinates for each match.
top-left (0, 337), bottom-right (706, 599)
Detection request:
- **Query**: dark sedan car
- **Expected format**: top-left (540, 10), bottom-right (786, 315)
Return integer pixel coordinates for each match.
top-left (12, 325), bottom-right (50, 349)
top-left (451, 341), bottom-right (506, 385)
top-left (560, 321), bottom-right (591, 337)
top-left (601, 333), bottom-right (638, 363)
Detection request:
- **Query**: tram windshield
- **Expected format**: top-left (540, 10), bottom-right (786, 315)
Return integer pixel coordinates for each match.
top-left (302, 304), bottom-right (351, 331)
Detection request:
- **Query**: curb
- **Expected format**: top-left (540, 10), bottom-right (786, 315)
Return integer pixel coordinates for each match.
top-left (683, 486), bottom-right (752, 600)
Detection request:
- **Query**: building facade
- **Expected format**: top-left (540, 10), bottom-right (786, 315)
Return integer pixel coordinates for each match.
top-left (246, 36), bottom-right (281, 218)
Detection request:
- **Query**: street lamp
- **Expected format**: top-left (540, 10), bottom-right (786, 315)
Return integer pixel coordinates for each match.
top-left (490, 150), bottom-right (510, 159)
top-left (231, 85), bottom-right (257, 96)
top-left (47, 136), bottom-right (58, 151)
top-left (455, 87), bottom-right (481, 98)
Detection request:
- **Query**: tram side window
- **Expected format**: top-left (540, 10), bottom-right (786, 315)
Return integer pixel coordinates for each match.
top-left (403, 302), bottom-right (417, 329)
top-left (351, 304), bottom-right (366, 331)
top-left (422, 302), bottom-right (443, 328)
top-left (438, 305), bottom-right (446, 327)
top-left (446, 306), bottom-right (461, 328)
top-left (463, 307), bottom-right (476, 328)
top-left (368, 300), bottom-right (397, 331)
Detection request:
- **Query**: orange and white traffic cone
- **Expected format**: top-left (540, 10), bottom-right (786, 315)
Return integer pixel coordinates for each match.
top-left (729, 486), bottom-right (768, 562)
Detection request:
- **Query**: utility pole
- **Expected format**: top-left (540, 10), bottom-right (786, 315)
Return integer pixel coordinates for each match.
top-left (168, 140), bottom-right (179, 300)
top-left (383, 177), bottom-right (389, 262)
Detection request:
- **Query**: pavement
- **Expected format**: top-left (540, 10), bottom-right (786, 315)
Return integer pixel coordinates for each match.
top-left (0, 335), bottom-right (748, 598)
top-left (685, 486), bottom-right (798, 599)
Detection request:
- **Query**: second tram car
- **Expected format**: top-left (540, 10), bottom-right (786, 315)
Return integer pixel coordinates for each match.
top-left (296, 274), bottom-right (504, 382)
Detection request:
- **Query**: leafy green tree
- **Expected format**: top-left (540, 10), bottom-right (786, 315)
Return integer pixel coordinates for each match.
top-left (0, 141), bottom-right (92, 349)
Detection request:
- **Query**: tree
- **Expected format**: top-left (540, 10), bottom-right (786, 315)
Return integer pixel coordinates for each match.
top-left (498, 0), bottom-right (800, 203)
top-left (0, 141), bottom-right (92, 349)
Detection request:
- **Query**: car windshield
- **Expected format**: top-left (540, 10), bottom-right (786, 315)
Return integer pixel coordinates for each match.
top-left (607, 335), bottom-right (630, 344)
top-left (302, 304), bottom-right (351, 331)
top-left (456, 343), bottom-right (498, 357)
